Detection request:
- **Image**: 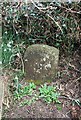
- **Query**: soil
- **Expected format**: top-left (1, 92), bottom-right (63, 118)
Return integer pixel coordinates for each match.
top-left (2, 51), bottom-right (81, 119)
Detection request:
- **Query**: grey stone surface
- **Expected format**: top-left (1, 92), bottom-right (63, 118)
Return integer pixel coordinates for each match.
top-left (24, 44), bottom-right (59, 82)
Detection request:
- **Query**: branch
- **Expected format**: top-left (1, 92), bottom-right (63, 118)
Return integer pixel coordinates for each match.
top-left (72, 76), bottom-right (81, 84)
top-left (30, 0), bottom-right (63, 33)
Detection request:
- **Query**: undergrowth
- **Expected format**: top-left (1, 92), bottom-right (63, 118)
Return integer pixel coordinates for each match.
top-left (13, 82), bottom-right (60, 106)
top-left (2, 1), bottom-right (81, 67)
top-left (1, 1), bottom-right (81, 109)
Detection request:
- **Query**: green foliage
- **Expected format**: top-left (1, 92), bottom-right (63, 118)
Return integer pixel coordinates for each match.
top-left (2, 2), bottom-right (81, 67)
top-left (20, 98), bottom-right (34, 106)
top-left (14, 82), bottom-right (36, 100)
top-left (20, 96), bottom-right (38, 106)
top-left (39, 84), bottom-right (60, 103)
top-left (13, 81), bottom-right (60, 106)
top-left (2, 33), bottom-right (13, 65)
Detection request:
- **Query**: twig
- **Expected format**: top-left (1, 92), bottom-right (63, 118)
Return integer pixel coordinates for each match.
top-left (54, 4), bottom-right (81, 15)
top-left (68, 63), bottom-right (81, 73)
top-left (59, 95), bottom-right (80, 103)
top-left (3, 97), bottom-right (10, 108)
top-left (67, 75), bottom-right (81, 88)
top-left (65, 9), bottom-right (81, 14)
top-left (30, 0), bottom-right (63, 33)
top-left (59, 95), bottom-right (75, 101)
top-left (46, 14), bottom-right (63, 33)
top-left (30, 0), bottom-right (51, 10)
top-left (72, 76), bottom-right (81, 84)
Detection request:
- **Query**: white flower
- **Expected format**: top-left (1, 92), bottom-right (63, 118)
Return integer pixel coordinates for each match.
top-left (4, 49), bottom-right (7, 51)
top-left (7, 41), bottom-right (13, 48)
top-left (5, 31), bottom-right (7, 34)
top-left (7, 43), bottom-right (11, 48)
top-left (0, 61), bottom-right (2, 64)
top-left (15, 75), bottom-right (18, 80)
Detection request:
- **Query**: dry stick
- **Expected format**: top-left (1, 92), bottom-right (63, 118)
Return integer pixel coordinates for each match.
top-left (31, 0), bottom-right (81, 15)
top-left (59, 95), bottom-right (81, 107)
top-left (54, 3), bottom-right (81, 14)
top-left (71, 76), bottom-right (81, 84)
top-left (46, 14), bottom-right (63, 33)
top-left (30, 0), bottom-right (51, 10)
top-left (59, 95), bottom-right (77, 101)
top-left (30, 0), bottom-right (63, 33)
top-left (31, 0), bottom-right (81, 14)
top-left (67, 76), bottom-right (81, 89)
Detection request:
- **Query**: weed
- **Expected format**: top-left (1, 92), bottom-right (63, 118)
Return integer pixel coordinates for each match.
top-left (20, 96), bottom-right (37, 106)
top-left (39, 84), bottom-right (60, 104)
top-left (2, 33), bottom-right (13, 65)
top-left (56, 104), bottom-right (62, 111)
top-left (14, 82), bottom-right (36, 100)
top-left (13, 82), bottom-right (60, 106)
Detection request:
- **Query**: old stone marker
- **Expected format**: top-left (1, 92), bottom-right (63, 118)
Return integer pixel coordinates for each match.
top-left (24, 44), bottom-right (59, 84)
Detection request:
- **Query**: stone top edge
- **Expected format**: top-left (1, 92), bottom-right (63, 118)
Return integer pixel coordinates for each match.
top-left (27, 44), bottom-right (58, 49)
top-left (25, 44), bottom-right (59, 54)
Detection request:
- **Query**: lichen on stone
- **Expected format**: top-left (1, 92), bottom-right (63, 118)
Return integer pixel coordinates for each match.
top-left (24, 44), bottom-right (59, 82)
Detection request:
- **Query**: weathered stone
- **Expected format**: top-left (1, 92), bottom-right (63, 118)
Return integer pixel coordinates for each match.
top-left (24, 44), bottom-right (59, 83)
